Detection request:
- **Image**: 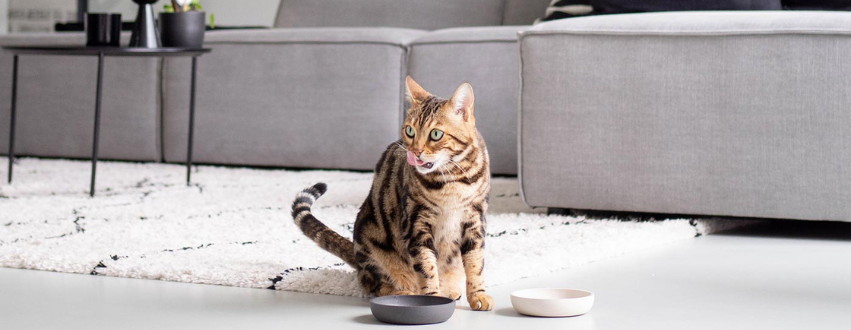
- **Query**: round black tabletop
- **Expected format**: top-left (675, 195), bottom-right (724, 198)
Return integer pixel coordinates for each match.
top-left (0, 46), bottom-right (211, 57)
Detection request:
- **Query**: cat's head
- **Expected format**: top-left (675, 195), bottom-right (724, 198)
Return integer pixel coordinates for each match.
top-left (402, 76), bottom-right (477, 175)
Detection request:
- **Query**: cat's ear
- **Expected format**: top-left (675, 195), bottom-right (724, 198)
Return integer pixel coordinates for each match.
top-left (449, 83), bottom-right (475, 122)
top-left (405, 76), bottom-right (430, 106)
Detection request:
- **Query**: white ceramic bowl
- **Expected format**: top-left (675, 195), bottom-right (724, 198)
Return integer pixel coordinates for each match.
top-left (510, 288), bottom-right (595, 317)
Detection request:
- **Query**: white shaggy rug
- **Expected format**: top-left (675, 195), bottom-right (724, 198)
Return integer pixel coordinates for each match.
top-left (0, 157), bottom-right (747, 296)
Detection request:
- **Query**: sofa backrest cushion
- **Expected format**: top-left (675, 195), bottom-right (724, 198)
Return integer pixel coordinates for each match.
top-left (274, 0), bottom-right (506, 30)
top-left (502, 0), bottom-right (554, 25)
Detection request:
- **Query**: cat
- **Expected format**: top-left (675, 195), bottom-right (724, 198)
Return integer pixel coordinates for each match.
top-left (291, 76), bottom-right (493, 311)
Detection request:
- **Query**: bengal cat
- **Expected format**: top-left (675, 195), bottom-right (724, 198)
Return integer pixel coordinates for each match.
top-left (291, 76), bottom-right (493, 311)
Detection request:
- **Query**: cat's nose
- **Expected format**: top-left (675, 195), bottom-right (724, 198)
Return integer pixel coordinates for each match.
top-left (409, 149), bottom-right (423, 157)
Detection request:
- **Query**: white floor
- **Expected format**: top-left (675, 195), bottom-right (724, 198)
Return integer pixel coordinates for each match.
top-left (1, 221), bottom-right (849, 330)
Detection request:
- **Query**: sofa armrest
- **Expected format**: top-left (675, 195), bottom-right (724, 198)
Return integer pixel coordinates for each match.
top-left (518, 11), bottom-right (851, 220)
top-left (522, 10), bottom-right (851, 36)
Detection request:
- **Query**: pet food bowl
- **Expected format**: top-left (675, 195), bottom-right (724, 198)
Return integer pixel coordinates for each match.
top-left (370, 295), bottom-right (456, 325)
top-left (510, 288), bottom-right (595, 317)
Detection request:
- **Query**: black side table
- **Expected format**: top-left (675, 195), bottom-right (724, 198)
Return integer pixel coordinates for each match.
top-left (2, 46), bottom-right (211, 196)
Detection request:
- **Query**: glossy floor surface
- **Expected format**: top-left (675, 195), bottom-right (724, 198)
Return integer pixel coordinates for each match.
top-left (1, 221), bottom-right (849, 330)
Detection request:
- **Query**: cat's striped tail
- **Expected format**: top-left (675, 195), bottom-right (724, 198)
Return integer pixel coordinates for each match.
top-left (291, 183), bottom-right (357, 268)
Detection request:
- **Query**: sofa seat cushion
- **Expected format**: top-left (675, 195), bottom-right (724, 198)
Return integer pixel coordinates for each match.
top-left (408, 26), bottom-right (529, 175)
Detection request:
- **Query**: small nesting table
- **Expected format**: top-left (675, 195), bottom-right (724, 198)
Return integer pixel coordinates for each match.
top-left (2, 46), bottom-right (211, 196)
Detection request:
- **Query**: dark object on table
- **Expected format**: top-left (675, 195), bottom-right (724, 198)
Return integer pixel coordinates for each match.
top-left (589, 0), bottom-right (782, 14)
top-left (85, 13), bottom-right (122, 47)
top-left (160, 11), bottom-right (206, 48)
top-left (783, 0), bottom-right (851, 10)
top-left (77, 0), bottom-right (88, 24)
top-left (3, 46), bottom-right (210, 197)
top-left (540, 1), bottom-right (594, 22)
top-left (370, 295), bottom-right (455, 325)
top-left (129, 0), bottom-right (160, 48)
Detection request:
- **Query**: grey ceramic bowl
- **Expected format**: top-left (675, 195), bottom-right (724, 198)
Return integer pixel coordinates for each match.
top-left (370, 295), bottom-right (456, 325)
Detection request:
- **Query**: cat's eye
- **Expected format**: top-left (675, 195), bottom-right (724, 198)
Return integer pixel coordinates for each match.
top-left (429, 129), bottom-right (444, 141)
top-left (405, 126), bottom-right (415, 138)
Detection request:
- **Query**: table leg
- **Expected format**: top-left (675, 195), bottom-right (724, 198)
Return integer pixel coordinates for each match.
top-left (7, 55), bottom-right (18, 184)
top-left (186, 56), bottom-right (197, 186)
top-left (90, 52), bottom-right (104, 197)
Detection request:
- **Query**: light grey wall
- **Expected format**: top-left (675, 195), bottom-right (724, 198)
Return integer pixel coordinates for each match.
top-left (89, 0), bottom-right (279, 27)
top-left (7, 0), bottom-right (75, 33)
top-left (2, 0), bottom-right (280, 33)
top-left (202, 0), bottom-right (280, 27)
top-left (0, 0), bottom-right (7, 34)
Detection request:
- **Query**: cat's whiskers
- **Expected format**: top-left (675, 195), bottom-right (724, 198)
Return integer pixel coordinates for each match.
top-left (437, 163), bottom-right (450, 186)
top-left (449, 160), bottom-right (470, 179)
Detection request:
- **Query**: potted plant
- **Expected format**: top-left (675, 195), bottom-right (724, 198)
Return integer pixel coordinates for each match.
top-left (160, 0), bottom-right (206, 48)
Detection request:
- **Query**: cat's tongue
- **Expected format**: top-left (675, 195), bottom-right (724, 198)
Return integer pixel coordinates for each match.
top-left (406, 151), bottom-right (426, 167)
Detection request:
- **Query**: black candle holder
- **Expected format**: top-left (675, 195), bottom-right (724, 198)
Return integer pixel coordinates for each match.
top-left (129, 0), bottom-right (160, 48)
top-left (85, 13), bottom-right (122, 47)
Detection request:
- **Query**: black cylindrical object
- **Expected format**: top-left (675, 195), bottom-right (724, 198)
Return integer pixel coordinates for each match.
top-left (85, 13), bottom-right (122, 47)
top-left (129, 0), bottom-right (161, 48)
top-left (160, 11), bottom-right (206, 48)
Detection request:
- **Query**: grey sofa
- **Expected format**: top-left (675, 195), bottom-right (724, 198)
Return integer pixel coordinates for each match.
top-left (519, 11), bottom-right (851, 222)
top-left (0, 0), bottom-right (551, 175)
top-left (4, 1), bottom-right (849, 222)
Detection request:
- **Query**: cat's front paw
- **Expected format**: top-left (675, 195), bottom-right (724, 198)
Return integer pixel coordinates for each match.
top-left (467, 292), bottom-right (493, 311)
top-left (444, 290), bottom-right (463, 301)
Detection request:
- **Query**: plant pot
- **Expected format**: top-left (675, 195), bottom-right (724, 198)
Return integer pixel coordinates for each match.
top-left (160, 11), bottom-right (205, 48)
